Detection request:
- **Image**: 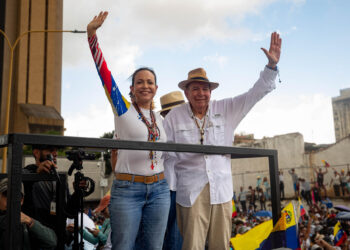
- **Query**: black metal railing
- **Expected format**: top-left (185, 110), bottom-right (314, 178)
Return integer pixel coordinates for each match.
top-left (0, 133), bottom-right (280, 250)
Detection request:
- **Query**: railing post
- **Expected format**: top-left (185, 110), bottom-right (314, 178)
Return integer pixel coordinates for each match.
top-left (56, 174), bottom-right (68, 250)
top-left (5, 135), bottom-right (23, 250)
top-left (269, 152), bottom-right (281, 226)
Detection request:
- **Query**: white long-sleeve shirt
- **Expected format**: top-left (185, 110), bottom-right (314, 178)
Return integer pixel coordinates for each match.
top-left (163, 67), bottom-right (277, 207)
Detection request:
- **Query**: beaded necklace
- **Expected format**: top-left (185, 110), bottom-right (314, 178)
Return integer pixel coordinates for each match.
top-left (133, 102), bottom-right (160, 170)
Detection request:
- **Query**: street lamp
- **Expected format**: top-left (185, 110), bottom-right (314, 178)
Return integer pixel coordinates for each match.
top-left (1, 29), bottom-right (86, 173)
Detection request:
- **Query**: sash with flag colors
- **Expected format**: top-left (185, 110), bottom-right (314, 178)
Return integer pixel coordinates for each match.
top-left (334, 221), bottom-right (347, 246)
top-left (88, 35), bottom-right (130, 117)
top-left (232, 200), bottom-right (237, 218)
top-left (231, 220), bottom-right (273, 250)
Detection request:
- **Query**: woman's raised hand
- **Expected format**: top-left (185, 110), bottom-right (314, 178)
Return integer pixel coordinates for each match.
top-left (87, 11), bottom-right (108, 38)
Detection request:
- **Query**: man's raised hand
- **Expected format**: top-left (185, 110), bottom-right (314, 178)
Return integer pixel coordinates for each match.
top-left (261, 32), bottom-right (282, 69)
top-left (87, 11), bottom-right (109, 38)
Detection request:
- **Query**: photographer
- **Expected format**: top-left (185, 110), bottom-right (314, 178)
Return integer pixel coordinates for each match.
top-left (22, 145), bottom-right (89, 247)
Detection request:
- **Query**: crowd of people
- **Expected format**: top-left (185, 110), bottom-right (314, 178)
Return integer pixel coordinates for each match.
top-left (232, 191), bottom-right (350, 250)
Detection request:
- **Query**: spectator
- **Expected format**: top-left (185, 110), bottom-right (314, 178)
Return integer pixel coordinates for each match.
top-left (248, 186), bottom-right (256, 212)
top-left (299, 178), bottom-right (312, 206)
top-left (262, 177), bottom-right (270, 201)
top-left (329, 170), bottom-right (341, 197)
top-left (288, 168), bottom-right (299, 198)
top-left (0, 178), bottom-right (57, 249)
top-left (238, 186), bottom-right (247, 213)
top-left (334, 169), bottom-right (348, 196)
top-left (256, 176), bottom-right (262, 191)
top-left (313, 167), bottom-right (328, 198)
top-left (279, 170), bottom-right (285, 200)
top-left (83, 195), bottom-right (111, 249)
top-left (258, 188), bottom-right (266, 210)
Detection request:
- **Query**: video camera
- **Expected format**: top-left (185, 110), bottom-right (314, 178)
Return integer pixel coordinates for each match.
top-left (66, 150), bottom-right (96, 173)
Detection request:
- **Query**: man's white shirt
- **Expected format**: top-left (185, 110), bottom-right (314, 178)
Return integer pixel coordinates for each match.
top-left (163, 67), bottom-right (278, 207)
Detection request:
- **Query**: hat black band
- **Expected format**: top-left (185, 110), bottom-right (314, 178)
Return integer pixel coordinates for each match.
top-left (161, 100), bottom-right (185, 110)
top-left (189, 77), bottom-right (209, 82)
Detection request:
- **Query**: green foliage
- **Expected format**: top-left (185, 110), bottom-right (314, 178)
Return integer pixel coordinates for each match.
top-left (100, 130), bottom-right (114, 139)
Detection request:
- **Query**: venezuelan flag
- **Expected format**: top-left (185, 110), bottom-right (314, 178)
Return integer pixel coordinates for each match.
top-left (282, 202), bottom-right (300, 249)
top-left (231, 220), bottom-right (272, 250)
top-left (232, 200), bottom-right (237, 218)
top-left (298, 197), bottom-right (306, 217)
top-left (334, 221), bottom-right (347, 246)
top-left (259, 212), bottom-right (287, 249)
top-left (322, 160), bottom-right (330, 167)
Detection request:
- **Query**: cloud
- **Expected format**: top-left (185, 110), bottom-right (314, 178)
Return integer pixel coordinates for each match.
top-left (203, 53), bottom-right (228, 66)
top-left (64, 104), bottom-right (114, 137)
top-left (236, 93), bottom-right (335, 144)
top-left (62, 0), bottom-right (298, 69)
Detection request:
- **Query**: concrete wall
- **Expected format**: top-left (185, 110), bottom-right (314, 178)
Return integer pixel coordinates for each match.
top-left (231, 133), bottom-right (310, 198)
top-left (305, 136), bottom-right (350, 189)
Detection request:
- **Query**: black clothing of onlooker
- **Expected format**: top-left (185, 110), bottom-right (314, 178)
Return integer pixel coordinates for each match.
top-left (317, 172), bottom-right (324, 187)
top-left (22, 163), bottom-right (81, 248)
top-left (280, 181), bottom-right (284, 199)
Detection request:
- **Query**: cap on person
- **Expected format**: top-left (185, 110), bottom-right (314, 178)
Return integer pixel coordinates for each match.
top-left (0, 178), bottom-right (24, 195)
top-left (94, 195), bottom-right (110, 213)
top-left (160, 91), bottom-right (185, 114)
top-left (178, 68), bottom-right (219, 91)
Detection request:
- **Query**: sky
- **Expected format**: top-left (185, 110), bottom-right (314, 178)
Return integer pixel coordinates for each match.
top-left (61, 0), bottom-right (350, 144)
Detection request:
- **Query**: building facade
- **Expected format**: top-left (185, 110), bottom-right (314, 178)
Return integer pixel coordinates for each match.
top-left (332, 88), bottom-right (350, 142)
top-left (0, 0), bottom-right (64, 136)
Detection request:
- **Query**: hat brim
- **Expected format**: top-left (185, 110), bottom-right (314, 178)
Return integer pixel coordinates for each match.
top-left (178, 79), bottom-right (219, 91)
top-left (160, 102), bottom-right (185, 113)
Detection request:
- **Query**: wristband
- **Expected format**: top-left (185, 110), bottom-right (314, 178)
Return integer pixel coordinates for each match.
top-left (266, 65), bottom-right (278, 71)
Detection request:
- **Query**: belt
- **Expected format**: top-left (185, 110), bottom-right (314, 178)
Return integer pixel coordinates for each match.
top-left (115, 172), bottom-right (164, 184)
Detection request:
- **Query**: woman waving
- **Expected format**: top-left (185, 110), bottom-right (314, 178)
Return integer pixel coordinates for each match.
top-left (87, 11), bottom-right (170, 250)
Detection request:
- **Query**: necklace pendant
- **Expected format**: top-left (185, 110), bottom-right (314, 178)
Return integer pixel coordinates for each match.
top-left (151, 162), bottom-right (154, 170)
top-left (200, 132), bottom-right (204, 145)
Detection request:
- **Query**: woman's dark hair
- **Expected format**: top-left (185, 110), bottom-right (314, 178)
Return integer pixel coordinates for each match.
top-left (131, 67), bottom-right (157, 86)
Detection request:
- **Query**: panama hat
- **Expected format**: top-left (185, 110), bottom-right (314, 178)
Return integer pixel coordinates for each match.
top-left (178, 68), bottom-right (219, 91)
top-left (160, 91), bottom-right (185, 113)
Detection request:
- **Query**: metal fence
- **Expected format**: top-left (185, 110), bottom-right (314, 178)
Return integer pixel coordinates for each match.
top-left (0, 133), bottom-right (280, 249)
